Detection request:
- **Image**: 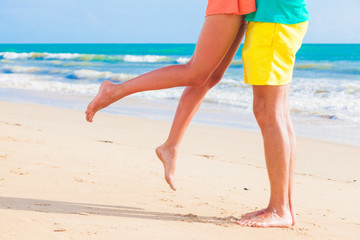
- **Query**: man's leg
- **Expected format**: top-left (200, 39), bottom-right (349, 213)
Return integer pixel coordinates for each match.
top-left (156, 21), bottom-right (248, 190)
top-left (236, 85), bottom-right (293, 228)
top-left (85, 15), bottom-right (242, 122)
top-left (238, 84), bottom-right (297, 225)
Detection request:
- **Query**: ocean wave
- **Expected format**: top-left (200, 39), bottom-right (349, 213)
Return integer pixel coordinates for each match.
top-left (1, 65), bottom-right (41, 73)
top-left (218, 78), bottom-right (244, 87)
top-left (123, 55), bottom-right (171, 63)
top-left (1, 69), bottom-right (359, 124)
top-left (295, 63), bottom-right (333, 70)
top-left (0, 51), bottom-right (181, 63)
top-left (62, 62), bottom-right (96, 67)
top-left (76, 54), bottom-right (123, 62)
top-left (176, 57), bottom-right (190, 64)
top-left (175, 58), bottom-right (243, 67)
top-left (0, 51), bottom-right (246, 67)
top-left (69, 69), bottom-right (136, 81)
top-left (1, 59), bottom-right (13, 63)
top-left (0, 52), bottom-right (81, 60)
top-left (230, 60), bottom-right (243, 66)
top-left (0, 52), bottom-right (30, 59)
top-left (290, 78), bottom-right (360, 122)
top-left (0, 73), bottom-right (100, 95)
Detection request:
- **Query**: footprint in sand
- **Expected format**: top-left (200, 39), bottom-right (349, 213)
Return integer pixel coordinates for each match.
top-left (97, 140), bottom-right (114, 144)
top-left (193, 154), bottom-right (215, 159)
top-left (0, 136), bottom-right (20, 142)
top-left (73, 177), bottom-right (84, 183)
top-left (173, 204), bottom-right (184, 208)
top-left (199, 202), bottom-right (209, 206)
top-left (74, 212), bottom-right (91, 216)
top-left (10, 168), bottom-right (29, 175)
top-left (0, 121), bottom-right (22, 127)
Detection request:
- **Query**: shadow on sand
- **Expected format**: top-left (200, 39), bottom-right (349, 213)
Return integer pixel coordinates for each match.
top-left (0, 196), bottom-right (237, 226)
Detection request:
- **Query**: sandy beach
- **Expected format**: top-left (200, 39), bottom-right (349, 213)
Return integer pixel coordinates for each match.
top-left (0, 100), bottom-right (359, 239)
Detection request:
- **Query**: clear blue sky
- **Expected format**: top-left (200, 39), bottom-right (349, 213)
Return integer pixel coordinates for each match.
top-left (0, 0), bottom-right (359, 43)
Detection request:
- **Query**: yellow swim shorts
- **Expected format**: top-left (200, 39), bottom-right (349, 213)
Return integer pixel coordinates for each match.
top-left (242, 21), bottom-right (308, 85)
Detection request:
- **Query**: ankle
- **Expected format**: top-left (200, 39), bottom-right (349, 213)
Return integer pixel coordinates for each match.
top-left (267, 203), bottom-right (290, 216)
top-left (110, 83), bottom-right (123, 100)
top-left (163, 141), bottom-right (179, 152)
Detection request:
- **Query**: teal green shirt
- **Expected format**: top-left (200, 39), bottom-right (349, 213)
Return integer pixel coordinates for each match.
top-left (245, 0), bottom-right (310, 24)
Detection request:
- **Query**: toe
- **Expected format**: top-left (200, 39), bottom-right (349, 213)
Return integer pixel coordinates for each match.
top-left (239, 219), bottom-right (251, 227)
top-left (166, 176), bottom-right (176, 191)
top-left (169, 183), bottom-right (176, 191)
top-left (235, 220), bottom-right (242, 225)
top-left (247, 220), bottom-right (255, 227)
top-left (86, 114), bottom-right (93, 122)
top-left (252, 221), bottom-right (264, 228)
top-left (235, 220), bottom-right (245, 226)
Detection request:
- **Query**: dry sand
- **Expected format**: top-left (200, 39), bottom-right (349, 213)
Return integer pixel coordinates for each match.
top-left (0, 100), bottom-right (359, 239)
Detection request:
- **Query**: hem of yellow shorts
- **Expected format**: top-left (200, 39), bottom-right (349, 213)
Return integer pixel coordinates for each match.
top-left (244, 81), bottom-right (292, 86)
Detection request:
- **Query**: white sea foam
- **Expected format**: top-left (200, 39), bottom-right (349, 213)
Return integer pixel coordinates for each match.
top-left (1, 69), bottom-right (359, 125)
top-left (290, 78), bottom-right (360, 122)
top-left (176, 57), bottom-right (190, 64)
top-left (72, 69), bottom-right (136, 81)
top-left (0, 52), bottom-right (30, 59)
top-left (44, 53), bottom-right (81, 60)
top-left (0, 51), bottom-right (185, 64)
top-left (123, 55), bottom-right (169, 63)
top-left (0, 52), bottom-right (81, 60)
top-left (0, 73), bottom-right (99, 95)
top-left (218, 78), bottom-right (243, 87)
top-left (73, 69), bottom-right (113, 79)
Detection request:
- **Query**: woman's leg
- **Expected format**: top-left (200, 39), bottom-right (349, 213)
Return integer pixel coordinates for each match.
top-left (156, 21), bottom-right (248, 191)
top-left (86, 15), bottom-right (243, 122)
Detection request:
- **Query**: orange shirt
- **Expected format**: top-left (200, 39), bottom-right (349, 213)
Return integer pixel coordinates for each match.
top-left (206, 0), bottom-right (256, 17)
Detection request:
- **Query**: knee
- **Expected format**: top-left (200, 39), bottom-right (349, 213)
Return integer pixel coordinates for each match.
top-left (205, 73), bottom-right (223, 89)
top-left (253, 101), bottom-right (282, 129)
top-left (183, 62), bottom-right (212, 87)
top-left (253, 101), bottom-right (266, 126)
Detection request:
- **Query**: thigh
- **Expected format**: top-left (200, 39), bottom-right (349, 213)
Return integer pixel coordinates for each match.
top-left (190, 15), bottom-right (243, 75)
top-left (211, 19), bottom-right (246, 77)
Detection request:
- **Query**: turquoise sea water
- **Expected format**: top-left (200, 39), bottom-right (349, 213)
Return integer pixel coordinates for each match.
top-left (0, 44), bottom-right (359, 145)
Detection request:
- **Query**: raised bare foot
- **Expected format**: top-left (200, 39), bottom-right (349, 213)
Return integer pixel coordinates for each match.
top-left (235, 208), bottom-right (292, 228)
top-left (155, 144), bottom-right (177, 191)
top-left (85, 81), bottom-right (119, 122)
